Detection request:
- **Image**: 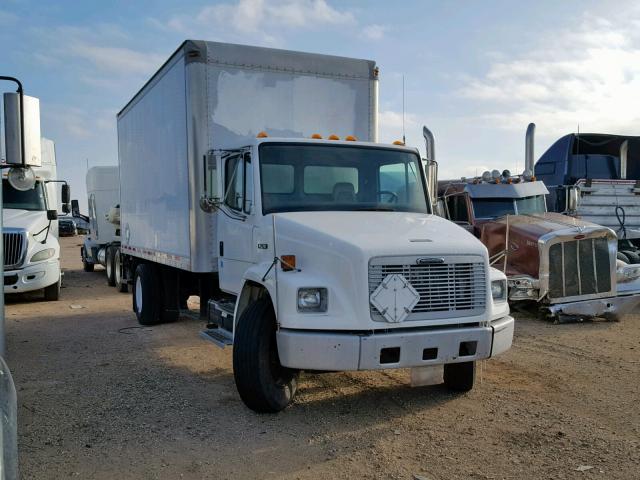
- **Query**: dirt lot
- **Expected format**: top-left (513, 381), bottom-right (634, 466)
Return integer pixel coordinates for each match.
top-left (5, 236), bottom-right (640, 479)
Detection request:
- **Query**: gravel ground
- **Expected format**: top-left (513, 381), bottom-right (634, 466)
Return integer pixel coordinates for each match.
top-left (5, 236), bottom-right (640, 479)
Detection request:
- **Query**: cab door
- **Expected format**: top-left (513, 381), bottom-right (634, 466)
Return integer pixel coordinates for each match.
top-left (217, 152), bottom-right (256, 294)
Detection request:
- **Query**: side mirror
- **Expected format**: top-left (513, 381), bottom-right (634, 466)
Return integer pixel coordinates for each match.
top-left (47, 209), bottom-right (58, 221)
top-left (71, 199), bottom-right (80, 216)
top-left (61, 184), bottom-right (71, 204)
top-left (3, 93), bottom-right (42, 166)
top-left (566, 186), bottom-right (580, 212)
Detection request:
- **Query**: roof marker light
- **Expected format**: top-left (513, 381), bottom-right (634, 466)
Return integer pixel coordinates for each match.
top-left (311, 133), bottom-right (323, 139)
top-left (328, 134), bottom-right (340, 140)
top-left (345, 135), bottom-right (357, 141)
top-left (256, 131), bottom-right (268, 138)
top-left (393, 140), bottom-right (404, 145)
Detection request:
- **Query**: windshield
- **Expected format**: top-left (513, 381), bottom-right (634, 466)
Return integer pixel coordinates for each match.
top-left (259, 144), bottom-right (429, 214)
top-left (2, 180), bottom-right (47, 211)
top-left (473, 195), bottom-right (546, 218)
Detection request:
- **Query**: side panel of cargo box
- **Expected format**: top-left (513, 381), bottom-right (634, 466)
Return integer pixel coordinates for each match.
top-left (117, 51), bottom-right (206, 271)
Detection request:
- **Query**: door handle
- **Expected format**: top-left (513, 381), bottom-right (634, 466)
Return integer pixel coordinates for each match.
top-left (219, 241), bottom-right (224, 257)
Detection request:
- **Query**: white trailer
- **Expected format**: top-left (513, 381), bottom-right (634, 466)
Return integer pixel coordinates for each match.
top-left (117, 41), bottom-right (514, 412)
top-left (81, 166), bottom-right (127, 291)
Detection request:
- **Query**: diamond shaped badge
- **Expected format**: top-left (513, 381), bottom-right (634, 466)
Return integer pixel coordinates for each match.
top-left (370, 274), bottom-right (420, 323)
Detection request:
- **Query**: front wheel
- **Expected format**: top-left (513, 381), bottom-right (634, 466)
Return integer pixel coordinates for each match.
top-left (114, 248), bottom-right (128, 293)
top-left (443, 361), bottom-right (475, 392)
top-left (233, 298), bottom-right (299, 413)
top-left (44, 279), bottom-right (60, 301)
top-left (105, 246), bottom-right (116, 286)
top-left (81, 247), bottom-right (94, 272)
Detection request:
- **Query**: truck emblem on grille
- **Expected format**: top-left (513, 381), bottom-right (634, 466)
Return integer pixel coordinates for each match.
top-left (416, 257), bottom-right (444, 265)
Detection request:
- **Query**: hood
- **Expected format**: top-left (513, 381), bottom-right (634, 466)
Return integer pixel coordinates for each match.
top-left (274, 211), bottom-right (487, 258)
top-left (478, 212), bottom-right (613, 277)
top-left (3, 209), bottom-right (49, 233)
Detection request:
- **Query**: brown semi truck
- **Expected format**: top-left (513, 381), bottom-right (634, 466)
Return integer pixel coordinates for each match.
top-left (437, 172), bottom-right (640, 321)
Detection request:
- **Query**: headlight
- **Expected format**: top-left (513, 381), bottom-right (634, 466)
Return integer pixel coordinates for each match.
top-left (617, 264), bottom-right (640, 282)
top-left (297, 287), bottom-right (328, 313)
top-left (491, 279), bottom-right (507, 302)
top-left (30, 248), bottom-right (55, 263)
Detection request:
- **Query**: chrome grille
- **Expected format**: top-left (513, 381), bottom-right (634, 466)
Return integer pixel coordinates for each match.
top-left (548, 237), bottom-right (612, 299)
top-left (3, 231), bottom-right (27, 269)
top-left (369, 257), bottom-right (487, 321)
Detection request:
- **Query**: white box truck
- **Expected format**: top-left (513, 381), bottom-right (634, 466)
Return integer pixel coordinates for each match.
top-left (81, 166), bottom-right (127, 291)
top-left (117, 41), bottom-right (514, 412)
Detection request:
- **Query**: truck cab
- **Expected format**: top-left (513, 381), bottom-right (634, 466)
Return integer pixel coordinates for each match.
top-left (438, 171), bottom-right (640, 321)
top-left (3, 138), bottom-right (69, 300)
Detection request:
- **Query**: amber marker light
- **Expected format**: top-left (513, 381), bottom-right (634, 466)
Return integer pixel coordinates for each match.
top-left (328, 134), bottom-right (340, 140)
top-left (256, 131), bottom-right (268, 138)
top-left (393, 140), bottom-right (404, 145)
top-left (281, 255), bottom-right (297, 271)
top-left (311, 133), bottom-right (323, 139)
top-left (345, 135), bottom-right (357, 141)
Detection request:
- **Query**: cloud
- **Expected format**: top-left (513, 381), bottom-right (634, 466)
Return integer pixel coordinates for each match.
top-left (361, 24), bottom-right (387, 41)
top-left (459, 10), bottom-right (640, 137)
top-left (155, 0), bottom-right (355, 45)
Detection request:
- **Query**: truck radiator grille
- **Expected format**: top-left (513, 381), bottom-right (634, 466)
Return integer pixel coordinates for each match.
top-left (3, 232), bottom-right (27, 269)
top-left (548, 238), bottom-right (611, 299)
top-left (369, 260), bottom-right (486, 320)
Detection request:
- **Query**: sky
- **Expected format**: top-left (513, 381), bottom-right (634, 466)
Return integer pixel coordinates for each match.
top-left (3, 0), bottom-right (640, 211)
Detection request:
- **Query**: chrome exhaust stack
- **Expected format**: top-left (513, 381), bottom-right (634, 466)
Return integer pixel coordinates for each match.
top-left (620, 140), bottom-right (628, 180)
top-left (525, 122), bottom-right (535, 175)
top-left (422, 126), bottom-right (438, 210)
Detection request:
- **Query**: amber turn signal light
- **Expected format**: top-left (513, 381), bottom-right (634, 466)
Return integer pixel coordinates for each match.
top-left (281, 255), bottom-right (296, 271)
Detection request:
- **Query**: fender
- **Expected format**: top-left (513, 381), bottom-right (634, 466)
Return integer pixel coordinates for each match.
top-left (235, 262), bottom-right (278, 328)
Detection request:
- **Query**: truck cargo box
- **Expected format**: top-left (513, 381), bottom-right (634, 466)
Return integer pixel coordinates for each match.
top-left (117, 40), bottom-right (378, 272)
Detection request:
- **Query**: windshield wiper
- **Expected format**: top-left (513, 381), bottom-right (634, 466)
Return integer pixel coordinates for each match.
top-left (354, 206), bottom-right (396, 212)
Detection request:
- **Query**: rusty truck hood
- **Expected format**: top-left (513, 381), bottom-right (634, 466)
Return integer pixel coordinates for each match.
top-left (478, 212), bottom-right (612, 278)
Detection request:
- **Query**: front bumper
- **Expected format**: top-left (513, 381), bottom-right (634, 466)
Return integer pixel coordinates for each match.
top-left (4, 260), bottom-right (60, 294)
top-left (546, 293), bottom-right (640, 321)
top-left (276, 316), bottom-right (514, 371)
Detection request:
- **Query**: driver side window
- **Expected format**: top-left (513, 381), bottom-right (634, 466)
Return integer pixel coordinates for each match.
top-left (445, 194), bottom-right (470, 223)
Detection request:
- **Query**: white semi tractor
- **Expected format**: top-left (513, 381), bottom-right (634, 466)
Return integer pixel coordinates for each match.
top-left (117, 41), bottom-right (514, 412)
top-left (2, 113), bottom-right (70, 301)
top-left (81, 166), bottom-right (127, 292)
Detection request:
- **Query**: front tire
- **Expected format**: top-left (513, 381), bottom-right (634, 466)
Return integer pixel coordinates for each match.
top-left (233, 298), bottom-right (299, 413)
top-left (114, 248), bottom-right (128, 293)
top-left (105, 246), bottom-right (116, 286)
top-left (44, 279), bottom-right (60, 301)
top-left (443, 361), bottom-right (475, 392)
top-left (132, 263), bottom-right (161, 325)
top-left (81, 247), bottom-right (94, 272)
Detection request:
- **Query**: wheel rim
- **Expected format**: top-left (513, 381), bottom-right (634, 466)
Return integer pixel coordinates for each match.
top-left (115, 251), bottom-right (121, 283)
top-left (135, 276), bottom-right (142, 312)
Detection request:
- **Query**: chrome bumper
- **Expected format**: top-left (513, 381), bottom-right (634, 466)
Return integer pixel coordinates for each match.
top-left (276, 316), bottom-right (514, 371)
top-left (547, 293), bottom-right (640, 321)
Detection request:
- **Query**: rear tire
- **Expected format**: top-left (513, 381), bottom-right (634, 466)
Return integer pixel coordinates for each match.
top-left (44, 279), bottom-right (60, 301)
top-left (81, 247), bottom-right (94, 272)
top-left (443, 361), bottom-right (475, 392)
top-left (132, 263), bottom-right (161, 325)
top-left (233, 298), bottom-right (299, 413)
top-left (106, 246), bottom-right (116, 286)
top-left (114, 248), bottom-right (128, 293)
